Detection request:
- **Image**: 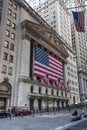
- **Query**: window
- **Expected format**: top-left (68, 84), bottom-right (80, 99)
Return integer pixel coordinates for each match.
top-left (13, 13), bottom-right (17, 19)
top-left (9, 0), bottom-right (13, 6)
top-left (13, 3), bottom-right (17, 9)
top-left (3, 52), bottom-right (8, 60)
top-left (10, 43), bottom-right (14, 51)
top-left (7, 19), bottom-right (11, 26)
top-left (8, 67), bottom-right (12, 75)
top-left (9, 55), bottom-right (13, 62)
top-left (2, 65), bottom-right (7, 73)
top-left (12, 23), bottom-right (16, 29)
top-left (11, 33), bottom-right (15, 40)
top-left (8, 9), bottom-right (12, 16)
top-left (4, 41), bottom-right (9, 48)
top-left (5, 30), bottom-right (10, 37)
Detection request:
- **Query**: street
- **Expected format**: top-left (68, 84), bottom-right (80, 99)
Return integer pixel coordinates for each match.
top-left (0, 110), bottom-right (87, 130)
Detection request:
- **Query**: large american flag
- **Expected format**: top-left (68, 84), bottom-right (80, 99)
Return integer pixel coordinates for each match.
top-left (72, 11), bottom-right (85, 32)
top-left (33, 46), bottom-right (64, 83)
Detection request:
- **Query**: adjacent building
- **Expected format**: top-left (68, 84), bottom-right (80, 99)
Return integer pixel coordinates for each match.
top-left (0, 0), bottom-right (70, 111)
top-left (63, 0), bottom-right (87, 101)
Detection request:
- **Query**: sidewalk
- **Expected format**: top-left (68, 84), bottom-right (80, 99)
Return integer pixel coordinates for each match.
top-left (32, 107), bottom-right (87, 118)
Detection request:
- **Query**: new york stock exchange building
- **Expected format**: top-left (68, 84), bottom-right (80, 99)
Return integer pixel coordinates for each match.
top-left (0, 0), bottom-right (70, 111)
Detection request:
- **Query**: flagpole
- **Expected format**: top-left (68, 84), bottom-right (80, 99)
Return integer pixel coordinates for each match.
top-left (67, 5), bottom-right (87, 10)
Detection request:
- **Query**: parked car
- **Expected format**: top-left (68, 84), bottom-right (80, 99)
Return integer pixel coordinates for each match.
top-left (0, 110), bottom-right (11, 118)
top-left (14, 108), bottom-right (32, 116)
top-left (22, 109), bottom-right (32, 115)
top-left (14, 109), bottom-right (23, 116)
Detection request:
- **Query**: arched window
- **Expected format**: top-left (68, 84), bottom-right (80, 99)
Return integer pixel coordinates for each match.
top-left (30, 85), bottom-right (34, 93)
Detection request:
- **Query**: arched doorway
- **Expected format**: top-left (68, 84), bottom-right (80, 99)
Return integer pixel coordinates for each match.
top-left (0, 78), bottom-right (11, 110)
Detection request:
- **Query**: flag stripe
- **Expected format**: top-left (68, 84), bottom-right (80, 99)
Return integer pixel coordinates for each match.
top-left (72, 11), bottom-right (85, 32)
top-left (34, 62), bottom-right (63, 75)
top-left (33, 46), bottom-right (64, 83)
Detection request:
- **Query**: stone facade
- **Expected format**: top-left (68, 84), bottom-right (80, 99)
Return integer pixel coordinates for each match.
top-left (0, 0), bottom-right (70, 110)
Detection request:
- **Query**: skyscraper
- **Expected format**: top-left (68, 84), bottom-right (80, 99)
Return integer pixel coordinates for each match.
top-left (63, 0), bottom-right (87, 101)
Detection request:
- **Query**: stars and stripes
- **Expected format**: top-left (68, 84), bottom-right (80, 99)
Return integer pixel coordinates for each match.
top-left (72, 11), bottom-right (85, 32)
top-left (43, 74), bottom-right (49, 84)
top-left (55, 77), bottom-right (63, 88)
top-left (33, 45), bottom-right (64, 84)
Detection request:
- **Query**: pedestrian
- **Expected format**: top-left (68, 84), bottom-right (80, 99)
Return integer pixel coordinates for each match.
top-left (72, 109), bottom-right (78, 116)
top-left (67, 104), bottom-right (71, 112)
top-left (8, 106), bottom-right (12, 120)
top-left (11, 106), bottom-right (15, 115)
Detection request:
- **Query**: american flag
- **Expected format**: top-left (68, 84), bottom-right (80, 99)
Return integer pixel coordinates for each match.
top-left (43, 74), bottom-right (49, 84)
top-left (33, 46), bottom-right (64, 83)
top-left (72, 11), bottom-right (85, 32)
top-left (66, 80), bottom-right (70, 91)
top-left (56, 78), bottom-right (63, 88)
top-left (77, 0), bottom-right (82, 3)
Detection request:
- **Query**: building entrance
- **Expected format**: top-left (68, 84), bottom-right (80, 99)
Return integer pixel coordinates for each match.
top-left (0, 78), bottom-right (11, 110)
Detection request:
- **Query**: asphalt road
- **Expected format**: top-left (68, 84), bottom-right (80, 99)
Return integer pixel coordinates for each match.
top-left (0, 110), bottom-right (87, 130)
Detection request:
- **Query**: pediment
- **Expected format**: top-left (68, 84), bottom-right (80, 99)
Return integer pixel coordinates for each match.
top-left (21, 20), bottom-right (69, 61)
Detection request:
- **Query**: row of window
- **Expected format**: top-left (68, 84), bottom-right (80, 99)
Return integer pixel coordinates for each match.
top-left (8, 9), bottom-right (17, 19)
top-left (68, 79), bottom-right (77, 86)
top-left (7, 19), bottom-right (16, 30)
top-left (3, 52), bottom-right (13, 63)
top-left (6, 29), bottom-right (15, 40)
top-left (9, 0), bottom-right (17, 10)
top-left (4, 41), bottom-right (14, 51)
top-left (2, 65), bottom-right (12, 75)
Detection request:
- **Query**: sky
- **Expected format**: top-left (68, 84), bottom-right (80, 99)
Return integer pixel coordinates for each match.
top-left (25, 0), bottom-right (29, 2)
